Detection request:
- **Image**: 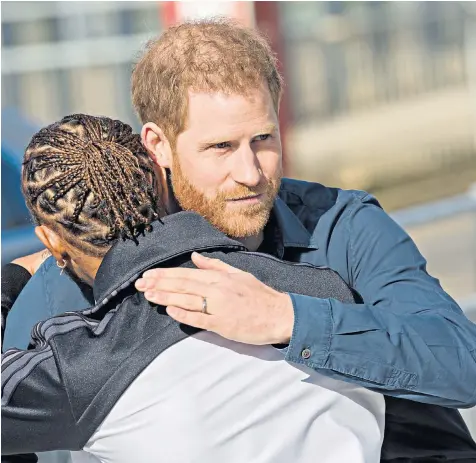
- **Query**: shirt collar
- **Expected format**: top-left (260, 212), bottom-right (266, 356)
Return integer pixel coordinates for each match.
top-left (272, 196), bottom-right (319, 249)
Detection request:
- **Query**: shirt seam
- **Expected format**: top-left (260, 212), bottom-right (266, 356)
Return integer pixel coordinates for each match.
top-left (329, 351), bottom-right (417, 381)
top-left (288, 354), bottom-right (417, 389)
top-left (346, 198), bottom-right (358, 288)
top-left (346, 192), bottom-right (381, 287)
top-left (470, 350), bottom-right (476, 405)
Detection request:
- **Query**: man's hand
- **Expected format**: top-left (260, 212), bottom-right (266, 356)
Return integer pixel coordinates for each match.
top-left (135, 252), bottom-right (294, 345)
top-left (12, 249), bottom-right (51, 276)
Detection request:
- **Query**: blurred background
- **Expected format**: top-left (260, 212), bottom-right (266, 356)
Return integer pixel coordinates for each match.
top-left (1, 0), bottom-right (475, 433)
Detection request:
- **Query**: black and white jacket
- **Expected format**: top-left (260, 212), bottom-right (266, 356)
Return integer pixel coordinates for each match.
top-left (2, 212), bottom-right (476, 462)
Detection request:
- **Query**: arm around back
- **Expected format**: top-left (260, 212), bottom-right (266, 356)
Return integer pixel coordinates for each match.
top-left (286, 192), bottom-right (476, 407)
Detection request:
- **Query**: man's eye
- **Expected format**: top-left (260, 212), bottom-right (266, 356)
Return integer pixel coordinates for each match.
top-left (213, 142), bottom-right (231, 149)
top-left (254, 134), bottom-right (271, 142)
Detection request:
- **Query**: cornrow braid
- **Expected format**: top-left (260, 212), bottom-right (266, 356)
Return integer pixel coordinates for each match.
top-left (22, 114), bottom-right (163, 257)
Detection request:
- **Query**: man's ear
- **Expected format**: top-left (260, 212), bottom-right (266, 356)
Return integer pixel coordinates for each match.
top-left (141, 122), bottom-right (173, 169)
top-left (35, 225), bottom-right (68, 264)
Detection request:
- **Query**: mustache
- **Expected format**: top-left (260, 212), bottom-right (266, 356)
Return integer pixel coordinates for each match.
top-left (218, 185), bottom-right (269, 201)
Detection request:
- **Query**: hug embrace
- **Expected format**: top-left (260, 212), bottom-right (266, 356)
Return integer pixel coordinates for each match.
top-left (2, 18), bottom-right (476, 463)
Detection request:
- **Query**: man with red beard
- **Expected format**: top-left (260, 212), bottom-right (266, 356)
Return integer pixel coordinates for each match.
top-left (131, 18), bottom-right (476, 460)
top-left (133, 19), bottom-right (476, 394)
top-left (3, 18), bottom-right (476, 463)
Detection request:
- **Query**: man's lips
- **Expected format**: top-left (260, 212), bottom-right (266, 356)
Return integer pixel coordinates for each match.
top-left (226, 193), bottom-right (263, 202)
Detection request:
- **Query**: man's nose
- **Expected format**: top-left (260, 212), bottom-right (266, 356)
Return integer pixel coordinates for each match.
top-left (231, 145), bottom-right (262, 187)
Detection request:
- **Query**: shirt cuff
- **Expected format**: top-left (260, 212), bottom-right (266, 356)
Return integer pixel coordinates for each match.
top-left (284, 293), bottom-right (333, 368)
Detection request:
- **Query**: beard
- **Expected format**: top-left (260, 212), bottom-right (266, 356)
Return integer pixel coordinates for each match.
top-left (169, 156), bottom-right (281, 238)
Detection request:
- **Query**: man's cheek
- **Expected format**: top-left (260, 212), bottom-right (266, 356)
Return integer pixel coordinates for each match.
top-left (263, 162), bottom-right (282, 181)
top-left (196, 167), bottom-right (228, 189)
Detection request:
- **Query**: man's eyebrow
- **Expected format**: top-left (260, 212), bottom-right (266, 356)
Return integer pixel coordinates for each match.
top-left (249, 124), bottom-right (277, 138)
top-left (256, 123), bottom-right (277, 135)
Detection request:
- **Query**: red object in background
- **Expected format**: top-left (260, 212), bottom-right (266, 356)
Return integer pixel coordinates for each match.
top-left (159, 1), bottom-right (291, 175)
top-left (161, 2), bottom-right (177, 27)
top-left (161, 2), bottom-right (254, 27)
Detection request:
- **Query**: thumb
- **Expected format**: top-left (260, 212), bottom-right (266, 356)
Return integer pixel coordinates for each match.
top-left (191, 252), bottom-right (243, 274)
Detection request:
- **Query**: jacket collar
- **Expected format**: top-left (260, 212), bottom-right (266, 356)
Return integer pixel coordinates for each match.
top-left (272, 196), bottom-right (318, 249)
top-left (93, 199), bottom-right (317, 304)
top-left (93, 212), bottom-right (246, 303)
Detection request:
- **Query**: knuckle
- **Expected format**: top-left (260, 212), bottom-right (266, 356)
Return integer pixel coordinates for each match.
top-left (173, 308), bottom-right (187, 323)
top-left (207, 287), bottom-right (220, 299)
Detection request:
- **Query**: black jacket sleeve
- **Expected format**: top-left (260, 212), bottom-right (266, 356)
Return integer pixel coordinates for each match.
top-left (1, 263), bottom-right (32, 342)
top-left (2, 342), bottom-right (80, 454)
top-left (1, 264), bottom-right (37, 463)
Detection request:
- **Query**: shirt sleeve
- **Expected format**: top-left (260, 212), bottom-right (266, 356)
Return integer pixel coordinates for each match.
top-left (1, 336), bottom-right (79, 454)
top-left (285, 193), bottom-right (476, 408)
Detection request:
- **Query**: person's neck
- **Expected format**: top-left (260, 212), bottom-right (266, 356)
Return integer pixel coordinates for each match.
top-left (75, 255), bottom-right (104, 287)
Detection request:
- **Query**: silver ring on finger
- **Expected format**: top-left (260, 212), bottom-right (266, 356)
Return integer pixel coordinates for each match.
top-left (201, 297), bottom-right (208, 315)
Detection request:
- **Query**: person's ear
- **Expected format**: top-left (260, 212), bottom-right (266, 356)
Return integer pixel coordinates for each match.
top-left (35, 225), bottom-right (69, 265)
top-left (141, 123), bottom-right (173, 169)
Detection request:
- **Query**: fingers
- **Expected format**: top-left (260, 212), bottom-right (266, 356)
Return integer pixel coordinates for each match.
top-left (191, 252), bottom-right (244, 274)
top-left (144, 291), bottom-right (204, 312)
top-left (137, 255), bottom-right (244, 293)
top-left (166, 307), bottom-right (214, 330)
top-left (140, 267), bottom-right (223, 284)
top-left (137, 276), bottom-right (207, 297)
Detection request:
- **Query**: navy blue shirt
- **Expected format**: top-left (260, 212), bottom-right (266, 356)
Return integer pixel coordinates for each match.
top-left (3, 257), bottom-right (93, 350)
top-left (267, 179), bottom-right (476, 407)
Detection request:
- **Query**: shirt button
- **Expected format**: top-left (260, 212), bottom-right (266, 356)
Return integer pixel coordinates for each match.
top-left (301, 348), bottom-right (311, 359)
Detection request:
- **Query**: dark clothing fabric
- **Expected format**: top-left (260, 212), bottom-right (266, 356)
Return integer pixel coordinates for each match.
top-left (2, 260), bottom-right (89, 463)
top-left (2, 211), bottom-right (476, 462)
top-left (2, 211), bottom-right (356, 454)
top-left (1, 265), bottom-right (37, 463)
top-left (1, 263), bottom-right (32, 339)
top-left (1, 262), bottom-right (83, 463)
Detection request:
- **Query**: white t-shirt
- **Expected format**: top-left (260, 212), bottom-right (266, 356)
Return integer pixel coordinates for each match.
top-left (85, 332), bottom-right (385, 463)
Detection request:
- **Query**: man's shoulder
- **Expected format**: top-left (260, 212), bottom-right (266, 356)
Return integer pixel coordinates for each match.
top-left (278, 178), bottom-right (379, 216)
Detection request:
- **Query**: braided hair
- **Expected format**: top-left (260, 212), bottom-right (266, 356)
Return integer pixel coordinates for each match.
top-left (22, 114), bottom-right (162, 257)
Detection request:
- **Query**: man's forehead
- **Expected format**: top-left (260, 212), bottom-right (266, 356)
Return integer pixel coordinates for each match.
top-left (185, 88), bottom-right (278, 138)
top-left (188, 86), bottom-right (271, 105)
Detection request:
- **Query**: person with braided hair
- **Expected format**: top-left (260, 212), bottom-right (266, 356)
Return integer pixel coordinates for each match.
top-left (2, 113), bottom-right (389, 462)
top-left (2, 113), bottom-right (167, 463)
top-left (20, 113), bottom-right (162, 285)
